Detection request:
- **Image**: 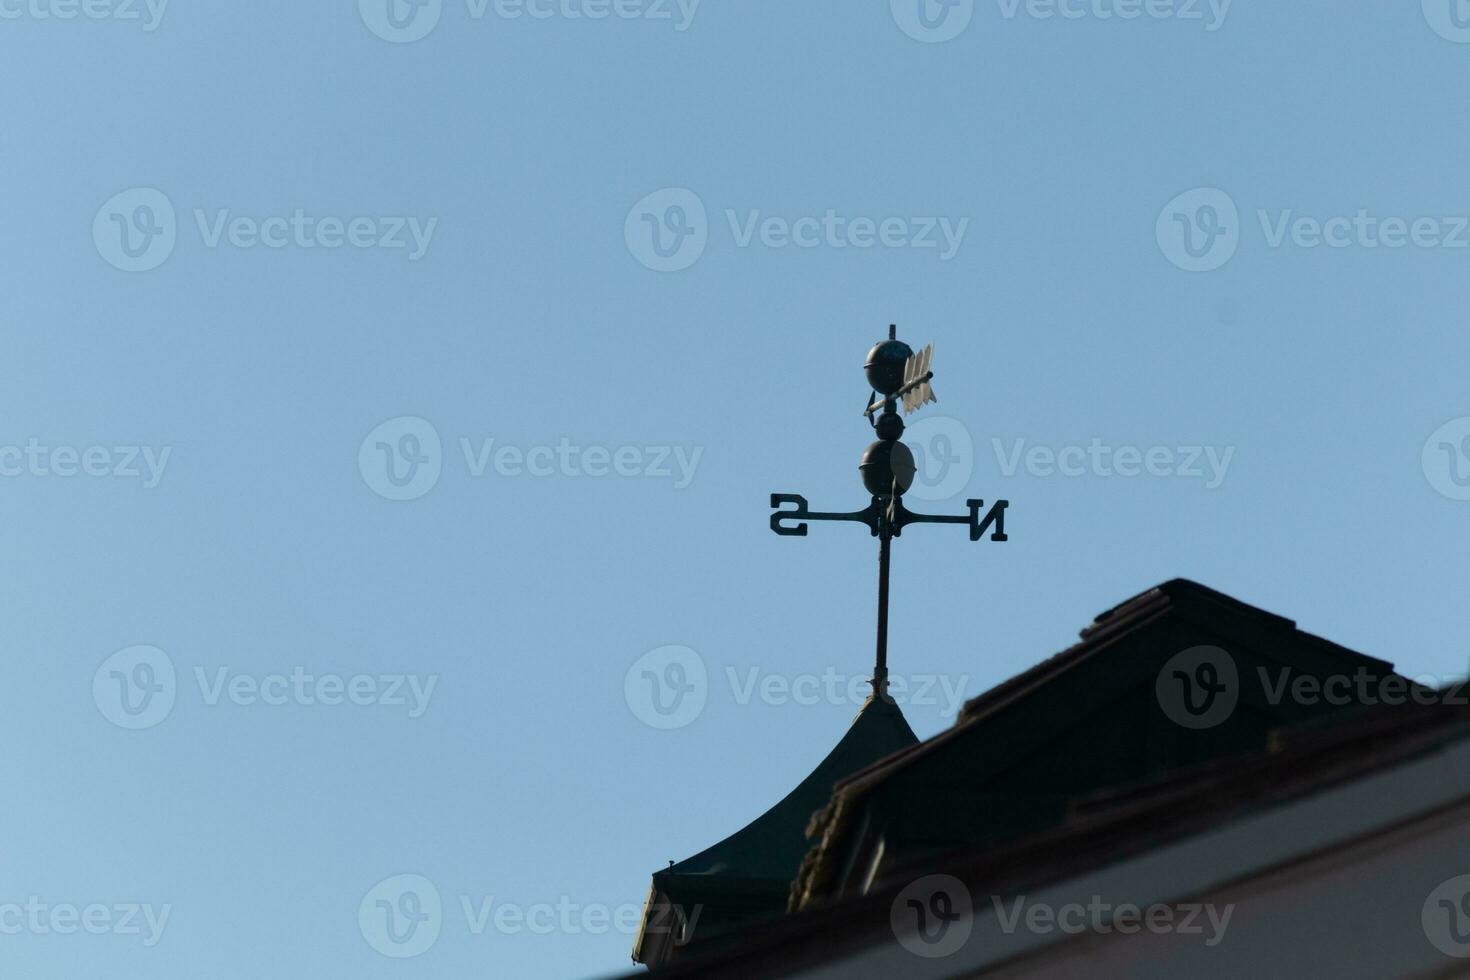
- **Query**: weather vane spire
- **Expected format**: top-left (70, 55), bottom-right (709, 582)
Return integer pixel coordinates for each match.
top-left (770, 326), bottom-right (1010, 700)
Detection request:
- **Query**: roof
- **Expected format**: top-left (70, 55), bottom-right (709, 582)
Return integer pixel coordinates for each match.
top-left (634, 696), bottom-right (1470, 978)
top-left (957, 578), bottom-right (1387, 726)
top-left (659, 694), bottom-right (917, 884)
top-left (789, 578), bottom-right (1399, 910)
top-left (632, 693), bottom-right (918, 963)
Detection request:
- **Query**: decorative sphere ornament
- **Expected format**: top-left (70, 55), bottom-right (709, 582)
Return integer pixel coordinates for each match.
top-left (874, 412), bottom-right (905, 441)
top-left (864, 339), bottom-right (914, 395)
top-left (860, 440), bottom-right (916, 496)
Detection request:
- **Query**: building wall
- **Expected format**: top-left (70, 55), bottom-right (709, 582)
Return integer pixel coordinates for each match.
top-left (790, 728), bottom-right (1470, 980)
top-left (972, 800), bottom-right (1470, 979)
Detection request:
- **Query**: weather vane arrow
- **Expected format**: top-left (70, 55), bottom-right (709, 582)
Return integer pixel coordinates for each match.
top-left (769, 325), bottom-right (1009, 699)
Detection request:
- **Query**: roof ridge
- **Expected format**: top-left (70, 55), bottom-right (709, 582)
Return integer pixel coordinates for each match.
top-left (788, 579), bottom-right (1399, 913)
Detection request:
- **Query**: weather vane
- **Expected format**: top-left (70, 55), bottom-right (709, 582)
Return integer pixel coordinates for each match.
top-left (770, 326), bottom-right (1009, 699)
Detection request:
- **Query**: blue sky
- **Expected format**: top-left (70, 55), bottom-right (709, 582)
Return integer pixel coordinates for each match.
top-left (5, 1), bottom-right (1470, 977)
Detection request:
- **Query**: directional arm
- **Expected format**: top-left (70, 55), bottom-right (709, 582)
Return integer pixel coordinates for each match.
top-left (770, 494), bottom-right (883, 537)
top-left (891, 497), bottom-right (1010, 542)
top-left (770, 493), bottom-right (1009, 542)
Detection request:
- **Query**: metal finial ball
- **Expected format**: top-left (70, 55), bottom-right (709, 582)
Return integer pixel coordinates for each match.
top-left (860, 440), bottom-right (916, 496)
top-left (874, 412), bottom-right (904, 441)
top-left (864, 339), bottom-right (914, 395)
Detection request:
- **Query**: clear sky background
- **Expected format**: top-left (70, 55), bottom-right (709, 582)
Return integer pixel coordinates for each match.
top-left (5, 1), bottom-right (1470, 977)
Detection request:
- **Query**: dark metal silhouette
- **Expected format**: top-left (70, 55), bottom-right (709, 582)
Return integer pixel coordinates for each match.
top-left (769, 326), bottom-right (1009, 699)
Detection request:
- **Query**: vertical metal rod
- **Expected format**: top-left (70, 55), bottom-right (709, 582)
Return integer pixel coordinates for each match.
top-left (874, 524), bottom-right (892, 701)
